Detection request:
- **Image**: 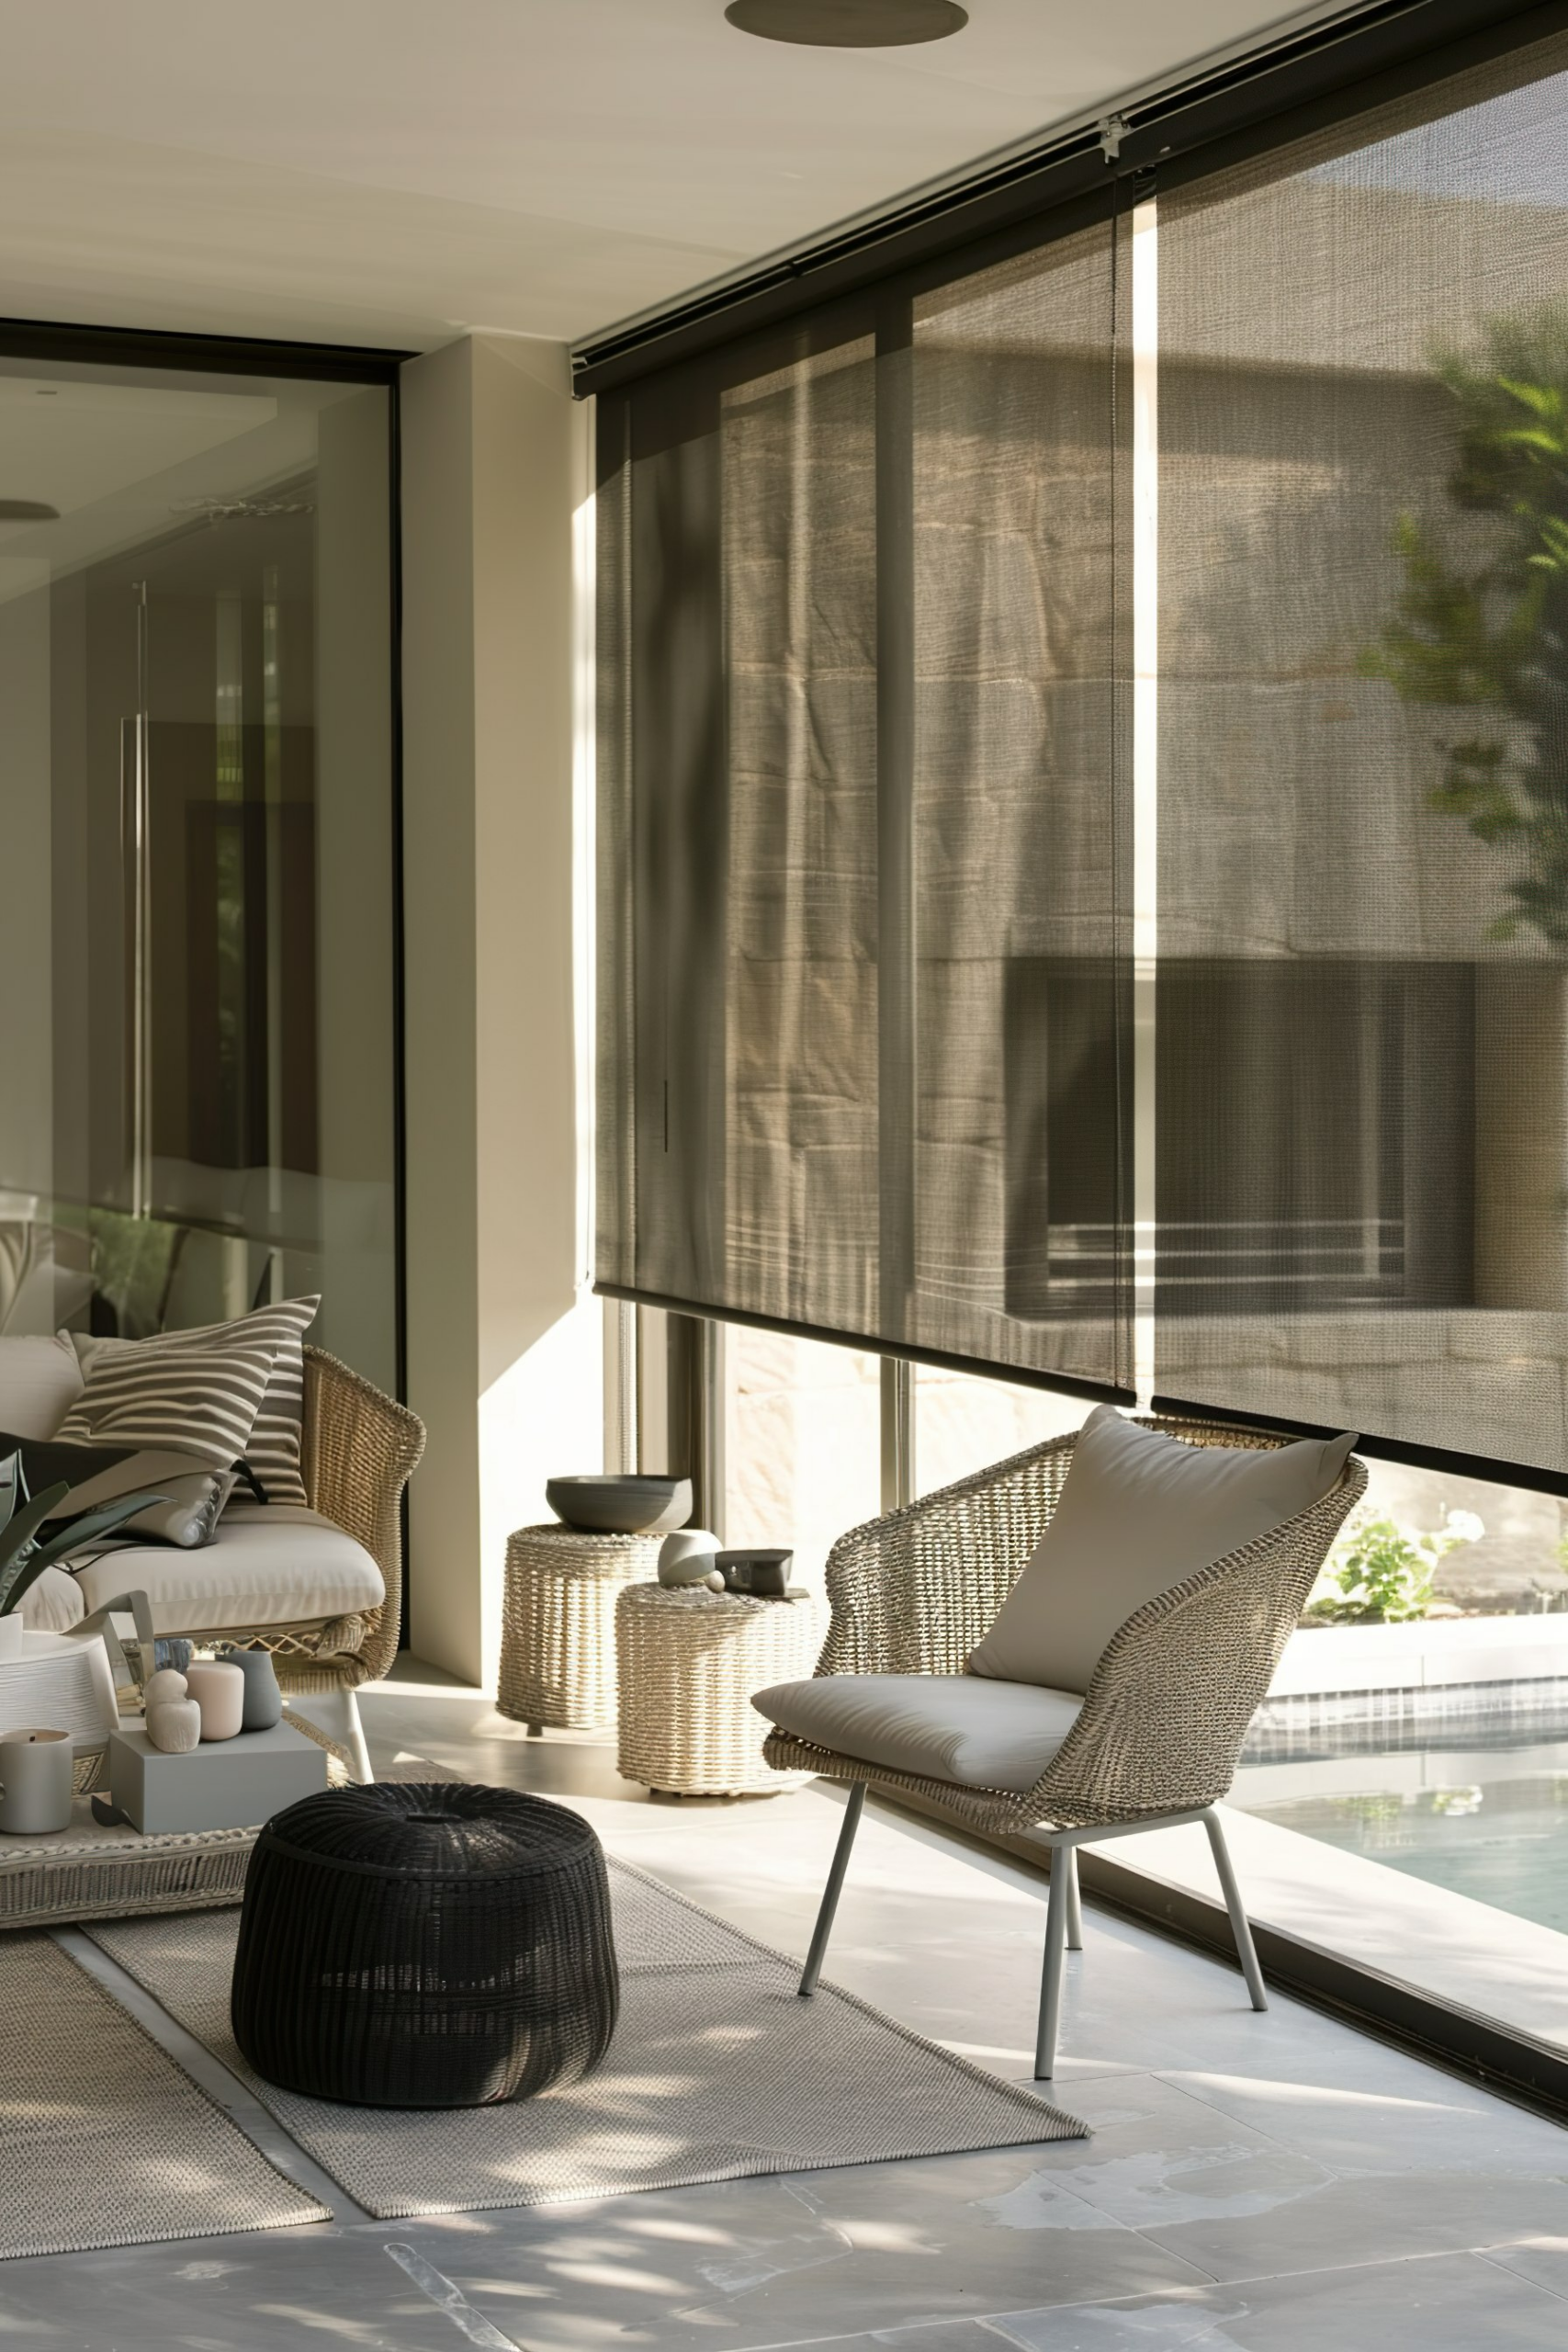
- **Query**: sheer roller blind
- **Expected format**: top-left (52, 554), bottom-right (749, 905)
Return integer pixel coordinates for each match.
top-left (598, 16), bottom-right (1568, 1479)
top-left (1153, 27), bottom-right (1568, 1478)
top-left (598, 222), bottom-right (1134, 1401)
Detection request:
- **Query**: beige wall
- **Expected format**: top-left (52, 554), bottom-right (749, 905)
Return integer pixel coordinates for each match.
top-left (400, 334), bottom-right (601, 1686)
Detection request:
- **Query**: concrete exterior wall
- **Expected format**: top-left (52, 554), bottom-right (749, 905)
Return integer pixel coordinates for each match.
top-left (400, 334), bottom-right (601, 1687)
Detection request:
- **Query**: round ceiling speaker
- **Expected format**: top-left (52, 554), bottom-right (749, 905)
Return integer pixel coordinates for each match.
top-left (725, 0), bottom-right (968, 45)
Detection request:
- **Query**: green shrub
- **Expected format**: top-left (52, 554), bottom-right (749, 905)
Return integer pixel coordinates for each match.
top-left (1305, 1509), bottom-right (1483, 1625)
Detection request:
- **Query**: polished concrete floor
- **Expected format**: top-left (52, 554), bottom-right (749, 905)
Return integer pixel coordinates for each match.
top-left (8, 1674), bottom-right (1568, 2351)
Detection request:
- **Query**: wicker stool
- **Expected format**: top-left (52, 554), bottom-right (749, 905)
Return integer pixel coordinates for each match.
top-left (230, 1783), bottom-right (618, 2107)
top-left (615, 1582), bottom-right (823, 1797)
top-left (499, 1526), bottom-right (663, 1733)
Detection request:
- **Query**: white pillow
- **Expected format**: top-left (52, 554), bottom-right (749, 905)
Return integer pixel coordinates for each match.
top-left (966, 1406), bottom-right (1357, 1694)
top-left (0, 1334), bottom-right (84, 1439)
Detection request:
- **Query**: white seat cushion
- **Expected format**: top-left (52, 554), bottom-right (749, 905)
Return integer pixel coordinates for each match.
top-left (966, 1406), bottom-right (1356, 1694)
top-left (752, 1674), bottom-right (1082, 1794)
top-left (68, 1502), bottom-right (384, 1635)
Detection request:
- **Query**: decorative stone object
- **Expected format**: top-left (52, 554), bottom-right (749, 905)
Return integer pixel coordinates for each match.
top-left (142, 1668), bottom-right (189, 1712)
top-left (222, 1645), bottom-right (283, 1732)
top-left (657, 1529), bottom-right (722, 1588)
top-left (184, 1659), bottom-right (244, 1743)
top-left (146, 1695), bottom-right (201, 1755)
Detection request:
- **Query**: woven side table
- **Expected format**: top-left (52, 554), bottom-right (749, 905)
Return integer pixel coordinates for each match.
top-left (499, 1527), bottom-right (663, 1734)
top-left (615, 1582), bottom-right (823, 1797)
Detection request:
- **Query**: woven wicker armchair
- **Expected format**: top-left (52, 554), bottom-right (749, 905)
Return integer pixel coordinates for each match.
top-left (127, 1348), bottom-right (423, 1781)
top-left (762, 1415), bottom-right (1366, 2077)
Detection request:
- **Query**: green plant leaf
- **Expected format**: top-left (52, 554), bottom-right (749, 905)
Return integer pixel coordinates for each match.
top-left (0, 1487), bottom-right (172, 1618)
top-left (0, 1483), bottom-right (71, 1614)
top-left (17, 1490), bottom-right (173, 1580)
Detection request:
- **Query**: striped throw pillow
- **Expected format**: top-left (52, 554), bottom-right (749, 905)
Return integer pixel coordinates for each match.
top-left (61, 1299), bottom-right (319, 1496)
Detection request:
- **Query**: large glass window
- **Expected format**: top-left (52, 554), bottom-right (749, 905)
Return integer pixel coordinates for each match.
top-left (0, 350), bottom-right (397, 1387)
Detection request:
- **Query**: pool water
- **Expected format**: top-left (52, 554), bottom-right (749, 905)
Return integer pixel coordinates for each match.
top-left (1241, 1741), bottom-right (1568, 1935)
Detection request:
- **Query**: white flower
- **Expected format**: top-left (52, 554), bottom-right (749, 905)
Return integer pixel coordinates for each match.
top-left (1443, 1509), bottom-right (1485, 1546)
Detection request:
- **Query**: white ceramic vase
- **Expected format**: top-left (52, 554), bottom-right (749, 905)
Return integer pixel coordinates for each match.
top-left (658, 1529), bottom-right (721, 1588)
top-left (184, 1659), bottom-right (244, 1742)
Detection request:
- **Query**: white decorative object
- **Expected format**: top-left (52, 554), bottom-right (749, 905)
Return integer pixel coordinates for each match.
top-left (184, 1660), bottom-right (244, 1743)
top-left (145, 1696), bottom-right (201, 1755)
top-left (0, 1632), bottom-right (119, 1785)
top-left (141, 1668), bottom-right (188, 1711)
top-left (107, 1719), bottom-right (327, 1835)
top-left (658, 1529), bottom-right (722, 1588)
top-left (0, 1619), bottom-right (26, 1663)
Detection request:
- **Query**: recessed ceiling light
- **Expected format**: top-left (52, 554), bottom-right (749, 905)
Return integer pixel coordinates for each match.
top-left (0, 500), bottom-right (59, 521)
top-left (725, 0), bottom-right (968, 46)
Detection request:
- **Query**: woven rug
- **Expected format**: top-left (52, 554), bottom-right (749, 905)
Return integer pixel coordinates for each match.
top-left (89, 1855), bottom-right (1086, 2218)
top-left (0, 1933), bottom-right (327, 2259)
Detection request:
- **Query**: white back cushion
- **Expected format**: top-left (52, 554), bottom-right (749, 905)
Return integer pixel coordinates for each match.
top-left (0, 1334), bottom-right (85, 1439)
top-left (966, 1407), bottom-right (1357, 1694)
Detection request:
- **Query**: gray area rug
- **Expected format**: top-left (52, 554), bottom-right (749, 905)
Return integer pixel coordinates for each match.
top-left (90, 1855), bottom-right (1086, 2218)
top-left (0, 1932), bottom-right (327, 2259)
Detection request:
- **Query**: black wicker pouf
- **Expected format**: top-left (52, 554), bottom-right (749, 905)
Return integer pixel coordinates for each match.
top-left (230, 1783), bottom-right (618, 2108)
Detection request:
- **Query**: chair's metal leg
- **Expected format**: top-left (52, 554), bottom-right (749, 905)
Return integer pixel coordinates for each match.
top-left (1203, 1808), bottom-right (1267, 2012)
top-left (285, 1685), bottom-right (375, 1784)
top-left (1064, 1846), bottom-right (1084, 1951)
top-left (1034, 1843), bottom-right (1071, 2080)
top-left (798, 1781), bottom-right (866, 1998)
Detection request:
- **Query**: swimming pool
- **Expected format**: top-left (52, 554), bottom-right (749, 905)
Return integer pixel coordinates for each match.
top-left (1237, 1738), bottom-right (1568, 1934)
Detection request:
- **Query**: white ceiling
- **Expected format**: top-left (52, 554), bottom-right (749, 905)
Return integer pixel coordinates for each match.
top-left (0, 0), bottom-right (1339, 356)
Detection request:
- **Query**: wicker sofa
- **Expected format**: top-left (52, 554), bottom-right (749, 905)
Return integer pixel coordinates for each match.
top-left (761, 1415), bottom-right (1366, 2076)
top-left (13, 1343), bottom-right (423, 1781)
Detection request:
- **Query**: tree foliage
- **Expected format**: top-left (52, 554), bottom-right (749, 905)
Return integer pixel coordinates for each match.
top-left (1361, 311), bottom-right (1568, 941)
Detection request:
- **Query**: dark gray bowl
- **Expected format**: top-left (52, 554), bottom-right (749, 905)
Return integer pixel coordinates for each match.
top-left (546, 1475), bottom-right (693, 1535)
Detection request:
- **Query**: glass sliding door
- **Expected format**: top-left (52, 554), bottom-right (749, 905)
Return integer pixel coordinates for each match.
top-left (0, 351), bottom-right (397, 1390)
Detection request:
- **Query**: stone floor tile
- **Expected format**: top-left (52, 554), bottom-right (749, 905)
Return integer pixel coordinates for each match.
top-left (0, 2224), bottom-right (514, 2351)
top-left (979, 2246), bottom-right (1568, 2349)
top-left (1162, 2054), bottom-right (1568, 2181)
top-left (1477, 2236), bottom-right (1568, 2301)
top-left (1134, 2165), bottom-right (1568, 2285)
top-left (411, 2152), bottom-right (1213, 2352)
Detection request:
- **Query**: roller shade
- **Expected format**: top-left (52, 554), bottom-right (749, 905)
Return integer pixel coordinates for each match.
top-left (597, 13), bottom-right (1568, 1481)
top-left (596, 220), bottom-right (1134, 1402)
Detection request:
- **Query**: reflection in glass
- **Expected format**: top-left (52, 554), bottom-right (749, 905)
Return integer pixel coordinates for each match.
top-left (0, 358), bottom-right (396, 1389)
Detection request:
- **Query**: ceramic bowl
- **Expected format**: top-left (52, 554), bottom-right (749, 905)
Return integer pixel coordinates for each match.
top-left (545, 1475), bottom-right (693, 1535)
